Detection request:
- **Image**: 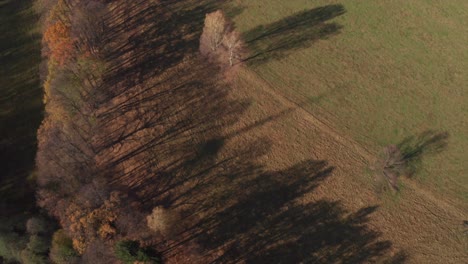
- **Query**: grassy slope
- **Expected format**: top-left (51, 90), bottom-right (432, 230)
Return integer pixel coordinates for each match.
top-left (0, 0), bottom-right (42, 212)
top-left (229, 0), bottom-right (468, 203)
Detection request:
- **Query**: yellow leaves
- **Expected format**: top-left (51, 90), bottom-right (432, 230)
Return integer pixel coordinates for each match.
top-left (65, 192), bottom-right (122, 254)
top-left (43, 0), bottom-right (75, 65)
top-left (98, 223), bottom-right (117, 239)
top-left (43, 74), bottom-right (52, 104)
top-left (47, 0), bottom-right (71, 25)
top-left (43, 20), bottom-right (75, 66)
top-left (72, 238), bottom-right (87, 255)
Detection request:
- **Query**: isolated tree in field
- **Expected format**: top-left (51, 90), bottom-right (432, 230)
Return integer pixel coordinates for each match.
top-left (200, 10), bottom-right (246, 67)
top-left (375, 145), bottom-right (406, 192)
top-left (200, 10), bottom-right (230, 55)
top-left (223, 30), bottom-right (245, 66)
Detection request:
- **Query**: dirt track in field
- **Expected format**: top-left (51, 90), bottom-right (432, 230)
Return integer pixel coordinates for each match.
top-left (98, 1), bottom-right (467, 262)
top-left (230, 67), bottom-right (468, 263)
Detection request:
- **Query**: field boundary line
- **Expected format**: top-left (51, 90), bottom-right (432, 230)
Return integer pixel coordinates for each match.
top-left (241, 67), bottom-right (467, 217)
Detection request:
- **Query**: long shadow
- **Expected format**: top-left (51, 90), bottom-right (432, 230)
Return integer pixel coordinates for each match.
top-left (94, 1), bottom-right (404, 262)
top-left (35, 1), bottom-right (406, 262)
top-left (243, 4), bottom-right (346, 65)
top-left (202, 160), bottom-right (406, 263)
top-left (0, 0), bottom-right (43, 214)
top-left (157, 156), bottom-right (407, 263)
top-left (397, 130), bottom-right (449, 178)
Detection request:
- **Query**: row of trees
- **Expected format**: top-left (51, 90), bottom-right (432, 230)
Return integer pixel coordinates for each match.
top-left (34, 3), bottom-right (249, 264)
top-left (35, 0), bottom-right (135, 262)
top-left (36, 0), bottom-right (168, 263)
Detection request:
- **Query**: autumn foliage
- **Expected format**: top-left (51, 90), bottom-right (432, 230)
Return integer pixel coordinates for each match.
top-left (37, 0), bottom-right (113, 259)
top-left (36, 0), bottom-right (237, 262)
top-left (43, 20), bottom-right (74, 65)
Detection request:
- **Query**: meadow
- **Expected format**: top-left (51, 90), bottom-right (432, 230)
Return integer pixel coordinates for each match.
top-left (229, 0), bottom-right (468, 204)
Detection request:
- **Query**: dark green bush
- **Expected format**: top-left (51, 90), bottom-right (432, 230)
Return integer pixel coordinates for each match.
top-left (20, 248), bottom-right (49, 264)
top-left (0, 216), bottom-right (29, 262)
top-left (49, 230), bottom-right (79, 264)
top-left (114, 240), bottom-right (161, 264)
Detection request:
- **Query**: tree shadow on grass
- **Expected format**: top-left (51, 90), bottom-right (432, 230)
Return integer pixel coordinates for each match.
top-left (243, 4), bottom-right (346, 66)
top-left (159, 157), bottom-right (408, 263)
top-left (33, 1), bottom-right (407, 262)
top-left (92, 2), bottom-right (407, 262)
top-left (397, 130), bottom-right (449, 178)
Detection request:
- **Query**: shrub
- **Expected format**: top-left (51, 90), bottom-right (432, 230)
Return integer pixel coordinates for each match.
top-left (49, 230), bottom-right (80, 264)
top-left (0, 216), bottom-right (29, 262)
top-left (375, 145), bottom-right (406, 192)
top-left (0, 230), bottom-right (27, 262)
top-left (0, 215), bottom-right (54, 263)
top-left (146, 206), bottom-right (181, 238)
top-left (114, 240), bottom-right (160, 264)
top-left (26, 235), bottom-right (50, 254)
top-left (22, 223), bottom-right (53, 264)
top-left (20, 248), bottom-right (49, 264)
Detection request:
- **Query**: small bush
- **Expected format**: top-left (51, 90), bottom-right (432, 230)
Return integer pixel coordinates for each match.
top-left (49, 230), bottom-right (80, 264)
top-left (0, 230), bottom-right (27, 262)
top-left (20, 248), bottom-right (49, 264)
top-left (375, 145), bottom-right (406, 192)
top-left (114, 240), bottom-right (160, 264)
top-left (0, 215), bottom-right (54, 263)
top-left (146, 206), bottom-right (181, 237)
top-left (0, 216), bottom-right (29, 262)
top-left (26, 235), bottom-right (50, 254)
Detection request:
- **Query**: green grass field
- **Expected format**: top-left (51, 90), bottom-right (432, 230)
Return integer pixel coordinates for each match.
top-left (0, 0), bottom-right (42, 211)
top-left (227, 0), bottom-right (468, 203)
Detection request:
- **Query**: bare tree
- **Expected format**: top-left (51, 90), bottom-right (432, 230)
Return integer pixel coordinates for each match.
top-left (375, 145), bottom-right (406, 192)
top-left (72, 1), bottom-right (108, 55)
top-left (200, 10), bottom-right (246, 68)
top-left (200, 10), bottom-right (230, 55)
top-left (222, 30), bottom-right (245, 66)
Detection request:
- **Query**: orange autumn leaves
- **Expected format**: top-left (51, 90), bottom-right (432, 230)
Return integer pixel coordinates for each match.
top-left (42, 0), bottom-right (74, 104)
top-left (43, 20), bottom-right (74, 66)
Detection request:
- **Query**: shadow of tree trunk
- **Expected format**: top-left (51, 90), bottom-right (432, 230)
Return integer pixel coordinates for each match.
top-left (397, 130), bottom-right (449, 178)
top-left (243, 5), bottom-right (346, 65)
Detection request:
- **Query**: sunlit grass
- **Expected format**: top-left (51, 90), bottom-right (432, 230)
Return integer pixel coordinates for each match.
top-left (229, 0), bottom-right (468, 203)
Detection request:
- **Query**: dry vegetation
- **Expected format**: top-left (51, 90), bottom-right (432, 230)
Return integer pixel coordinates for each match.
top-left (1, 0), bottom-right (462, 263)
top-left (32, 0), bottom-right (408, 262)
